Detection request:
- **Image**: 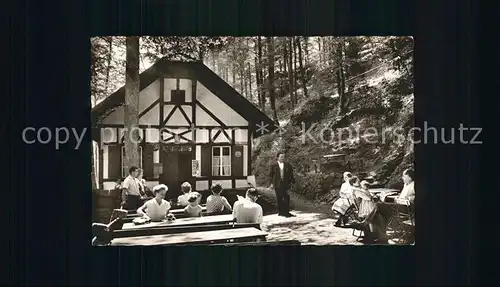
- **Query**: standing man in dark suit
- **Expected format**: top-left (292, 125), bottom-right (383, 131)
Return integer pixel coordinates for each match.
top-left (269, 151), bottom-right (296, 217)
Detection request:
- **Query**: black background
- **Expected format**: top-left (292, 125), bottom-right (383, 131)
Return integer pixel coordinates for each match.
top-left (7, 0), bottom-right (488, 285)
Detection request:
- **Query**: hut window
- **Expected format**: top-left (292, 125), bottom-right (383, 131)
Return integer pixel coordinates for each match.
top-left (121, 146), bottom-right (143, 178)
top-left (212, 146), bottom-right (231, 176)
top-left (171, 90), bottom-right (186, 104)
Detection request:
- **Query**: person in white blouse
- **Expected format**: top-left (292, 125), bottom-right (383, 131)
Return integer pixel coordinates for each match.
top-left (348, 169), bottom-right (415, 242)
top-left (177, 182), bottom-right (201, 207)
top-left (331, 171), bottom-right (354, 226)
top-left (232, 188), bottom-right (263, 224)
top-left (137, 184), bottom-right (174, 222)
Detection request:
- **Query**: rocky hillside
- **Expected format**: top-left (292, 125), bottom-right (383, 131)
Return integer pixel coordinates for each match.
top-left (253, 61), bottom-right (414, 204)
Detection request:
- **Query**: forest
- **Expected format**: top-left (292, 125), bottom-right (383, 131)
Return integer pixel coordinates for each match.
top-left (91, 36), bottom-right (414, 204)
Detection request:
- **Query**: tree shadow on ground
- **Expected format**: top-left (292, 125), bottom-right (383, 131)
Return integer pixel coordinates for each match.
top-left (262, 212), bottom-right (329, 229)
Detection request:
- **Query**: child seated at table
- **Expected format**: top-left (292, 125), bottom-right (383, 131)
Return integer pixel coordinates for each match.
top-left (137, 184), bottom-right (175, 222)
top-left (184, 192), bottom-right (203, 217)
top-left (177, 182), bottom-right (199, 207)
top-left (206, 182), bottom-right (232, 215)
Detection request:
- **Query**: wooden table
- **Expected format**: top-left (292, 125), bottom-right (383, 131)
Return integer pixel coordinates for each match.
top-left (384, 195), bottom-right (398, 203)
top-left (121, 214), bottom-right (235, 230)
top-left (114, 222), bottom-right (261, 238)
top-left (369, 188), bottom-right (399, 194)
top-left (111, 227), bottom-right (268, 246)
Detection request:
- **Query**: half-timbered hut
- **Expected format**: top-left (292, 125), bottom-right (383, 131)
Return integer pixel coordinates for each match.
top-left (91, 59), bottom-right (275, 198)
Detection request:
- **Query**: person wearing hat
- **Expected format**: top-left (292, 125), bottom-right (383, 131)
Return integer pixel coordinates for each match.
top-left (136, 184), bottom-right (174, 222)
top-left (332, 171), bottom-right (354, 227)
top-left (232, 188), bottom-right (263, 224)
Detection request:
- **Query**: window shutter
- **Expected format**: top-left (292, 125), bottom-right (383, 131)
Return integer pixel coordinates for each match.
top-left (107, 144), bottom-right (122, 180)
top-left (201, 145), bottom-right (211, 176)
top-left (143, 144), bottom-right (154, 179)
top-left (231, 145), bottom-right (244, 177)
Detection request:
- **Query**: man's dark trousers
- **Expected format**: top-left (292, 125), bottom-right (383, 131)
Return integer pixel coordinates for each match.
top-left (275, 185), bottom-right (290, 215)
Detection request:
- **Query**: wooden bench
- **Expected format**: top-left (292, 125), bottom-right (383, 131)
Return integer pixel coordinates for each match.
top-left (110, 227), bottom-right (268, 246)
top-left (125, 206), bottom-right (207, 217)
top-left (121, 214), bottom-right (235, 230)
top-left (114, 222), bottom-right (261, 238)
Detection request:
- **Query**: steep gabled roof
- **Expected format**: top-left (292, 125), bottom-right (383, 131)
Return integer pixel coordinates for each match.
top-left (92, 59), bottom-right (276, 137)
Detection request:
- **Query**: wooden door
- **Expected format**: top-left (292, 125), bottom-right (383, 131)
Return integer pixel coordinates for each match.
top-left (178, 152), bottom-right (192, 188)
top-left (160, 151), bottom-right (179, 201)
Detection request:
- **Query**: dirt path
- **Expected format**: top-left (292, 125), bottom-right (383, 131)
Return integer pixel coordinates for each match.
top-left (258, 188), bottom-right (363, 245)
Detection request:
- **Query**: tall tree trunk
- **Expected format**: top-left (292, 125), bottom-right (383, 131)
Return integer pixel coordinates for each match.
top-left (198, 50), bottom-right (204, 63)
top-left (297, 37), bottom-right (308, 99)
top-left (325, 37), bottom-right (330, 67)
top-left (254, 55), bottom-right (261, 107)
top-left (287, 38), bottom-right (294, 107)
top-left (336, 39), bottom-right (346, 116)
top-left (317, 38), bottom-right (322, 64)
top-left (266, 37), bottom-right (278, 122)
top-left (124, 36), bottom-right (141, 172)
top-left (104, 37), bottom-right (113, 95)
top-left (282, 41), bottom-right (288, 99)
top-left (290, 38), bottom-right (297, 105)
top-left (304, 36), bottom-right (309, 65)
top-left (257, 36), bottom-right (265, 111)
top-left (293, 37), bottom-right (298, 101)
top-left (243, 65), bottom-right (247, 99)
top-left (232, 47), bottom-right (237, 88)
top-left (217, 57), bottom-right (222, 76)
top-left (278, 57), bottom-right (283, 98)
top-left (211, 50), bottom-right (216, 71)
top-left (240, 66), bottom-right (244, 95)
top-left (247, 62), bottom-right (253, 103)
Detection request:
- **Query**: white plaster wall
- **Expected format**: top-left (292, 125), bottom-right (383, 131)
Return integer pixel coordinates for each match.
top-left (196, 180), bottom-right (209, 191)
top-left (102, 145), bottom-right (109, 179)
top-left (196, 82), bottom-right (248, 126)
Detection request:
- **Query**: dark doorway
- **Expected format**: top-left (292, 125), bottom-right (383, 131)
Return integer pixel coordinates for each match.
top-left (160, 149), bottom-right (192, 202)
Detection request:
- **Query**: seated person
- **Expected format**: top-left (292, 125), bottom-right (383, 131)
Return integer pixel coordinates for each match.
top-left (206, 182), bottom-right (232, 214)
top-left (232, 188), bottom-right (263, 224)
top-left (351, 180), bottom-right (378, 219)
top-left (136, 184), bottom-right (174, 222)
top-left (177, 182), bottom-right (200, 207)
top-left (136, 168), bottom-right (153, 199)
top-left (331, 171), bottom-right (353, 227)
top-left (91, 209), bottom-right (128, 246)
top-left (183, 192), bottom-right (203, 217)
top-left (349, 169), bottom-right (415, 241)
